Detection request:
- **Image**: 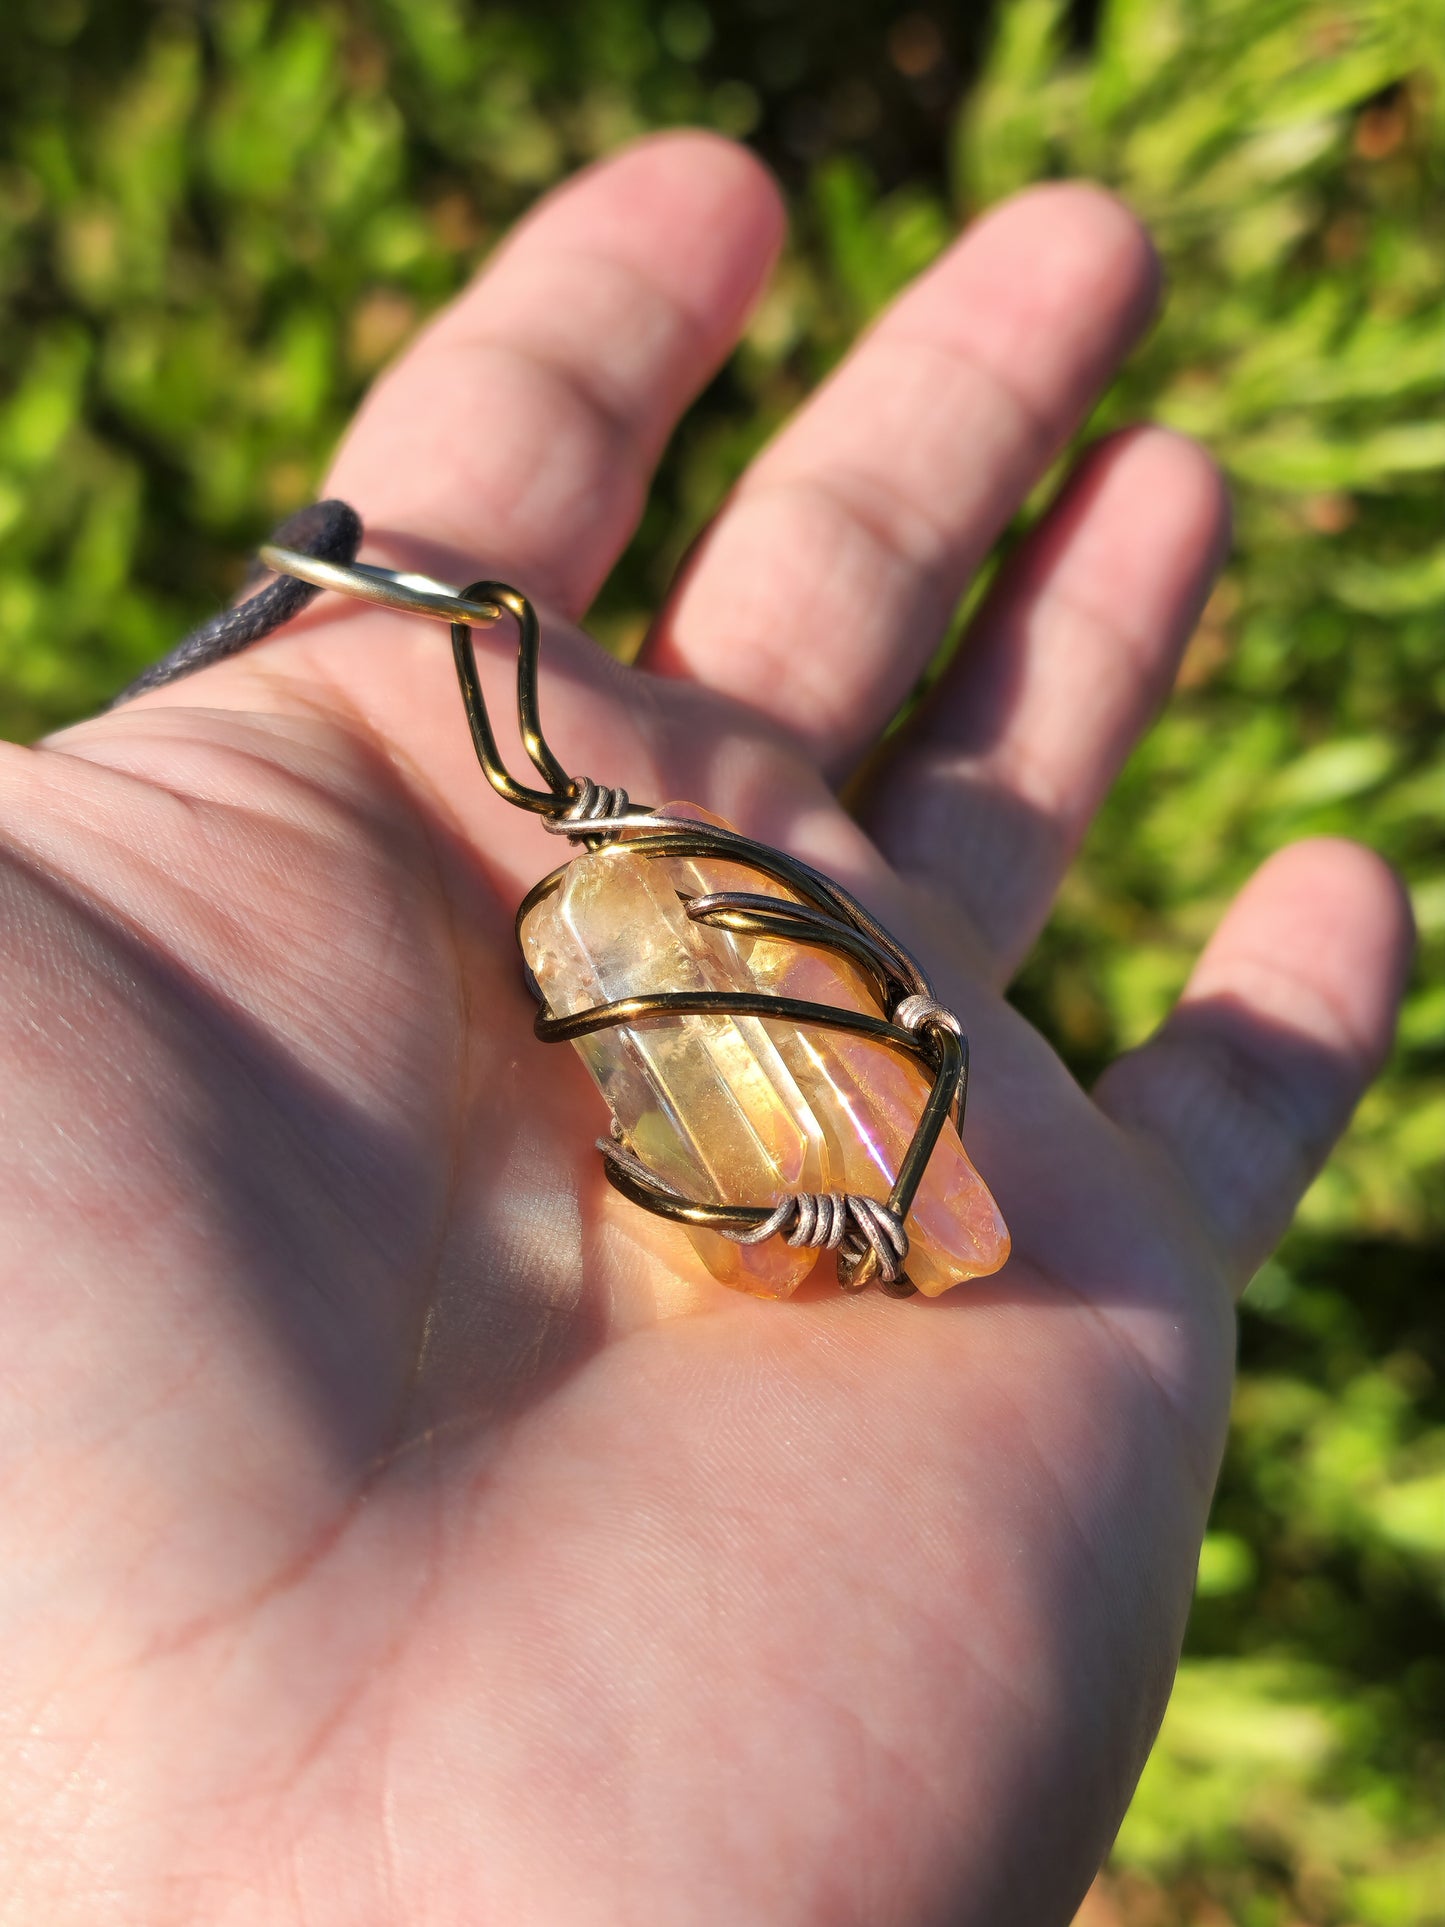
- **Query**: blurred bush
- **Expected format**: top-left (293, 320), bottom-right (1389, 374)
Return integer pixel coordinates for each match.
top-left (0, 0), bottom-right (980, 728)
top-left (958, 8), bottom-right (1445, 1922)
top-left (0, 1), bottom-right (1441, 1920)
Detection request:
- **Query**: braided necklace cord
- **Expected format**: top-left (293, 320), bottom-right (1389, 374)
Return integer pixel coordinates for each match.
top-left (113, 500), bottom-right (362, 704)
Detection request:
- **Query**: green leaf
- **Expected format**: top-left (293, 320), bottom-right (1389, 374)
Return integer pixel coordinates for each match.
top-left (1266, 736), bottom-right (1398, 810)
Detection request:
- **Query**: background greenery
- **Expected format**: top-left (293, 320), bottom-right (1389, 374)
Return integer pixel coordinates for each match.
top-left (1, 0), bottom-right (1441, 1918)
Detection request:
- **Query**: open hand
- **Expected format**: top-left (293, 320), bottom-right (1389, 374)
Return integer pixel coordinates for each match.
top-left (0, 134), bottom-right (1410, 1924)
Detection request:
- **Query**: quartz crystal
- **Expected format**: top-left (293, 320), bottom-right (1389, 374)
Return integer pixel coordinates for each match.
top-left (519, 809), bottom-right (1009, 1298)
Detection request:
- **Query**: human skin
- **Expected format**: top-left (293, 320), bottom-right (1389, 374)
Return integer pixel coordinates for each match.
top-left (0, 135), bottom-right (1412, 1924)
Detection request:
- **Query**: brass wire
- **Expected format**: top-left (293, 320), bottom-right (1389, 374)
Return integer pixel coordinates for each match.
top-left (262, 545), bottom-right (974, 1295)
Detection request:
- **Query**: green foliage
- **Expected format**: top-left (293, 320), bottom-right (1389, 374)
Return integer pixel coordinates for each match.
top-left (1, 2), bottom-right (1442, 1919)
top-left (954, 5), bottom-right (1445, 1917)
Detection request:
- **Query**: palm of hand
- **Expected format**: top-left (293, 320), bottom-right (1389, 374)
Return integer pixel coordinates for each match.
top-left (0, 139), bottom-right (1406, 1924)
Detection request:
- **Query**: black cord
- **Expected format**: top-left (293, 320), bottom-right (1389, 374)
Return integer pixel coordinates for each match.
top-left (113, 499), bottom-right (362, 704)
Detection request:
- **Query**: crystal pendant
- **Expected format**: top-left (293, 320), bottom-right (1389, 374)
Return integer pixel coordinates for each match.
top-left (519, 810), bottom-right (1010, 1299)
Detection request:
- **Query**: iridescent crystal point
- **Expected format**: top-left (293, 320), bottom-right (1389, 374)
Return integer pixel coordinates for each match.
top-left (519, 809), bottom-right (1010, 1298)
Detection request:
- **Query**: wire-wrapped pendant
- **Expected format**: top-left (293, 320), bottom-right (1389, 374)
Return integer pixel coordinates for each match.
top-left (251, 523), bottom-right (1010, 1301)
top-left (518, 805), bottom-right (1009, 1298)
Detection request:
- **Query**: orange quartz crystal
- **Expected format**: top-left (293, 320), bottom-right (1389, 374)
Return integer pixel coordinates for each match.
top-left (519, 811), bottom-right (1009, 1298)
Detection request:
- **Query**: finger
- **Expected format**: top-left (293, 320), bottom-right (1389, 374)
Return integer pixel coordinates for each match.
top-left (642, 183), bottom-right (1160, 773)
top-left (327, 132), bottom-right (784, 614)
top-left (1095, 839), bottom-right (1414, 1285)
top-left (865, 426), bottom-right (1230, 978)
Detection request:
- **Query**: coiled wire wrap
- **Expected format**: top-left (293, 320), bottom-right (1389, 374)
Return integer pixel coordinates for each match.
top-left (241, 505), bottom-right (974, 1296)
top-left (548, 778), bottom-right (632, 826)
top-left (596, 1141), bottom-right (911, 1286)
